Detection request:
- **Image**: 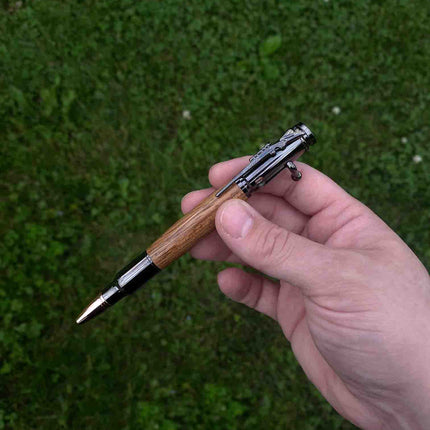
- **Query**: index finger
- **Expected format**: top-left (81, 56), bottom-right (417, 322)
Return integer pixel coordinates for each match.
top-left (209, 156), bottom-right (355, 217)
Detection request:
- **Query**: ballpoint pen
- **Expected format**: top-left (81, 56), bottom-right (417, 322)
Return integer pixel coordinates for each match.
top-left (76, 122), bottom-right (316, 324)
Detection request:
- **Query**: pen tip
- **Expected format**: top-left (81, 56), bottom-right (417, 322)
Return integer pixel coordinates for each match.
top-left (76, 295), bottom-right (109, 324)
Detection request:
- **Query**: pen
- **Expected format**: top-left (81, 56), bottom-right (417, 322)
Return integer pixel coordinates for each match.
top-left (76, 123), bottom-right (316, 324)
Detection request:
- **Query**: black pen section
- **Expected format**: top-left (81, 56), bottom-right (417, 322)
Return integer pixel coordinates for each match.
top-left (105, 251), bottom-right (160, 302)
top-left (76, 252), bottom-right (160, 324)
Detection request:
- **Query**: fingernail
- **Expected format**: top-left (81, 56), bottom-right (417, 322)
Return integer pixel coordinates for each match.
top-left (220, 201), bottom-right (253, 239)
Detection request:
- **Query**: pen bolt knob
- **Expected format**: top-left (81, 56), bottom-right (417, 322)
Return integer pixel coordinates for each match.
top-left (294, 123), bottom-right (316, 149)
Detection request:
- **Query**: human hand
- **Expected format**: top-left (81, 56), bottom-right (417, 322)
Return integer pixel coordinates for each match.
top-left (181, 157), bottom-right (430, 430)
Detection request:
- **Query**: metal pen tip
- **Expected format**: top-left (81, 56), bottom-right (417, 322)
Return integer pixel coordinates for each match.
top-left (76, 295), bottom-right (109, 324)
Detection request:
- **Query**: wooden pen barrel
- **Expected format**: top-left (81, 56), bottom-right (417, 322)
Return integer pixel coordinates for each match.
top-left (147, 184), bottom-right (247, 269)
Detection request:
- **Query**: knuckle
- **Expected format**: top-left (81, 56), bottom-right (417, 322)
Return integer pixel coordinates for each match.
top-left (208, 164), bottom-right (216, 180)
top-left (242, 277), bottom-right (264, 309)
top-left (255, 224), bottom-right (293, 264)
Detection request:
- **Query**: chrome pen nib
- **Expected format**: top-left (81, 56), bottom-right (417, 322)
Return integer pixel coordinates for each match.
top-left (76, 295), bottom-right (110, 324)
top-left (76, 252), bottom-right (159, 325)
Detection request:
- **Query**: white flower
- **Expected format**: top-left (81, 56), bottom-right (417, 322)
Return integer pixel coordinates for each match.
top-left (182, 110), bottom-right (191, 120)
top-left (323, 0), bottom-right (329, 2)
top-left (332, 106), bottom-right (341, 115)
top-left (412, 155), bottom-right (423, 163)
top-left (401, 137), bottom-right (408, 144)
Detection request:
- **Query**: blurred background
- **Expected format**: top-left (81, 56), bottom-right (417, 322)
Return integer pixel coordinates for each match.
top-left (1, 1), bottom-right (429, 429)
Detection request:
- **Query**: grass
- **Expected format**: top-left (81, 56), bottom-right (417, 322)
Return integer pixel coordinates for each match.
top-left (1, 0), bottom-right (429, 429)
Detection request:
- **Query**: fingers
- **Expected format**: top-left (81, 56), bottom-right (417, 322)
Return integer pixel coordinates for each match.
top-left (249, 193), bottom-right (308, 233)
top-left (182, 189), bottom-right (308, 262)
top-left (208, 157), bottom-right (249, 187)
top-left (215, 199), bottom-right (342, 295)
top-left (209, 156), bottom-right (357, 217)
top-left (181, 187), bottom-right (214, 214)
top-left (182, 188), bottom-right (307, 232)
top-left (217, 267), bottom-right (280, 320)
top-left (189, 230), bottom-right (243, 264)
top-left (181, 188), bottom-right (238, 262)
top-left (218, 268), bottom-right (308, 339)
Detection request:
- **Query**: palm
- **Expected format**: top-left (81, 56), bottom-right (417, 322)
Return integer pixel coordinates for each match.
top-left (257, 191), bottom-right (393, 428)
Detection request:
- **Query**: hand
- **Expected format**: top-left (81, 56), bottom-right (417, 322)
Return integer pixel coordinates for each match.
top-left (181, 157), bottom-right (430, 430)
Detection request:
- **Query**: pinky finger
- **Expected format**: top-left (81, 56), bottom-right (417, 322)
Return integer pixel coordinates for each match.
top-left (217, 267), bottom-right (280, 321)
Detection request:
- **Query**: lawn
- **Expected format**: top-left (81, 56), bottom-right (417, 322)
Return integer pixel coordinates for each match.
top-left (1, 0), bottom-right (429, 429)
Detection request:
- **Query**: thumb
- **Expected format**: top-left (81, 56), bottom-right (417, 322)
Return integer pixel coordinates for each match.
top-left (215, 199), bottom-right (342, 295)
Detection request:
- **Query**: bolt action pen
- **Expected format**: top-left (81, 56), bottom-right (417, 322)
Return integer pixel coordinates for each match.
top-left (76, 123), bottom-right (316, 324)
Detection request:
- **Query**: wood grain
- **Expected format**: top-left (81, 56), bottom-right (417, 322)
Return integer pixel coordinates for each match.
top-left (147, 184), bottom-right (247, 269)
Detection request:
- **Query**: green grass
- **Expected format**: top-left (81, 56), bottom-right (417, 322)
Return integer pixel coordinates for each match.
top-left (1, 0), bottom-right (429, 429)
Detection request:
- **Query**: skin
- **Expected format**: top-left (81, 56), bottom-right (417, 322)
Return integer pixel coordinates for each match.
top-left (181, 157), bottom-right (430, 430)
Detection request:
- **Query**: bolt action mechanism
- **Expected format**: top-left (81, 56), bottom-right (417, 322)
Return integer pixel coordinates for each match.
top-left (216, 123), bottom-right (315, 198)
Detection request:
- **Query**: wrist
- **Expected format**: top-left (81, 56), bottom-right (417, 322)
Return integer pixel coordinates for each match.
top-left (376, 356), bottom-right (430, 430)
top-left (382, 405), bottom-right (430, 430)
top-left (390, 386), bottom-right (430, 430)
